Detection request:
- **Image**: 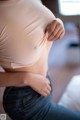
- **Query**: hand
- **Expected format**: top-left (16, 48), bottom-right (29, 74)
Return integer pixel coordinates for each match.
top-left (45, 18), bottom-right (65, 41)
top-left (27, 73), bottom-right (51, 97)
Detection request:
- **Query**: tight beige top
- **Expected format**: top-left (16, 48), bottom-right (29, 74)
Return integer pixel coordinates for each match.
top-left (0, 0), bottom-right (55, 69)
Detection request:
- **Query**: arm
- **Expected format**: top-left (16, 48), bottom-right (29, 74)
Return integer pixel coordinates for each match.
top-left (0, 71), bottom-right (30, 87)
top-left (0, 70), bottom-right (51, 97)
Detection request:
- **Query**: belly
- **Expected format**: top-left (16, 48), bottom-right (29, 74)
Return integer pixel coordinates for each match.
top-left (1, 0), bottom-right (54, 73)
top-left (4, 41), bottom-right (53, 76)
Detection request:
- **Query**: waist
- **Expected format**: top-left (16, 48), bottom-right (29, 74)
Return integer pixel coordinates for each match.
top-left (4, 54), bottom-right (48, 76)
top-left (4, 41), bottom-right (53, 76)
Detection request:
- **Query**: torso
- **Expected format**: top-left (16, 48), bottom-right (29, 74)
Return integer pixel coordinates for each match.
top-left (4, 40), bottom-right (53, 76)
top-left (0, 0), bottom-right (54, 76)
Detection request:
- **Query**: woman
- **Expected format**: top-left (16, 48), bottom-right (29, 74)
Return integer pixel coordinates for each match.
top-left (0, 0), bottom-right (80, 120)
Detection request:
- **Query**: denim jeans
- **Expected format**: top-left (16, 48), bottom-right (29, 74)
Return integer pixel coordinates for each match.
top-left (3, 75), bottom-right (80, 120)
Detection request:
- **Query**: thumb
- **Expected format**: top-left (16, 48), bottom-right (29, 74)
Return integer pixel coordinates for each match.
top-left (46, 78), bottom-right (50, 84)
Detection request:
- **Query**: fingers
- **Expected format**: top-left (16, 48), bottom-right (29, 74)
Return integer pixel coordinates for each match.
top-left (41, 92), bottom-right (48, 97)
top-left (44, 89), bottom-right (50, 96)
top-left (45, 19), bottom-right (65, 41)
top-left (30, 74), bottom-right (52, 97)
top-left (45, 20), bottom-right (57, 36)
top-left (49, 28), bottom-right (65, 41)
top-left (46, 78), bottom-right (50, 84)
top-left (48, 24), bottom-right (61, 40)
top-left (41, 82), bottom-right (51, 97)
top-left (47, 85), bottom-right (51, 91)
top-left (59, 31), bottom-right (65, 39)
top-left (42, 87), bottom-right (51, 97)
top-left (52, 24), bottom-right (61, 37)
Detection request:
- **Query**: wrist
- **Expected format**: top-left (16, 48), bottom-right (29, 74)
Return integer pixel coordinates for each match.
top-left (13, 72), bottom-right (30, 87)
top-left (21, 72), bottom-right (34, 87)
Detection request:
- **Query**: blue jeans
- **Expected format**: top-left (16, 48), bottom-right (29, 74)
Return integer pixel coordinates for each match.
top-left (3, 75), bottom-right (80, 120)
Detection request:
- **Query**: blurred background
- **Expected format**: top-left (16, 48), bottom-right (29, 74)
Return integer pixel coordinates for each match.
top-left (0, 0), bottom-right (80, 119)
top-left (42, 0), bottom-right (80, 102)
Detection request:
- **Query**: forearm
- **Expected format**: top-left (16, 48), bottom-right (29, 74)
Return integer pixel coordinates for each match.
top-left (0, 72), bottom-right (30, 87)
top-left (0, 71), bottom-right (51, 97)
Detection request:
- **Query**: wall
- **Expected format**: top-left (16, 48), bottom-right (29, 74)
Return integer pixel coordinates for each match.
top-left (42, 0), bottom-right (80, 24)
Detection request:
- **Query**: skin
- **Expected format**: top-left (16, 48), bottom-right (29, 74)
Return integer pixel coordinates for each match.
top-left (4, 18), bottom-right (65, 97)
top-left (46, 18), bottom-right (65, 41)
top-left (0, 0), bottom-right (65, 97)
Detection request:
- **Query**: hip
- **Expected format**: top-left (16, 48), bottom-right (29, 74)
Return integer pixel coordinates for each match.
top-left (3, 75), bottom-right (53, 119)
top-left (3, 74), bottom-right (53, 104)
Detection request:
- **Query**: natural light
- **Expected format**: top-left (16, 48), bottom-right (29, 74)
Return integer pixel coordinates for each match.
top-left (58, 0), bottom-right (80, 16)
